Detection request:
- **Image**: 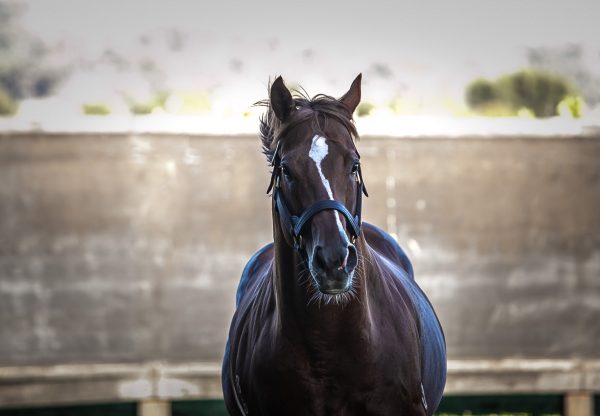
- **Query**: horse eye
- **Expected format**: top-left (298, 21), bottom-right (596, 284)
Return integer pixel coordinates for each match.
top-left (281, 165), bottom-right (293, 180)
top-left (351, 162), bottom-right (360, 175)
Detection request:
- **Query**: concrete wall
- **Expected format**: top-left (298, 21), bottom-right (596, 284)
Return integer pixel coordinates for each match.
top-left (0, 133), bottom-right (599, 405)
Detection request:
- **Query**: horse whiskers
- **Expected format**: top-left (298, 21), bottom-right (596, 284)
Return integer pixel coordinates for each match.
top-left (357, 252), bottom-right (375, 269)
top-left (294, 257), bottom-right (308, 269)
top-left (288, 231), bottom-right (371, 311)
top-left (321, 290), bottom-right (356, 308)
top-left (304, 276), bottom-right (359, 309)
top-left (307, 289), bottom-right (322, 308)
top-left (297, 270), bottom-right (313, 290)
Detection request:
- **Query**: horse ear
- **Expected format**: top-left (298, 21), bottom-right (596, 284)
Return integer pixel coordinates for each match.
top-left (270, 76), bottom-right (295, 122)
top-left (340, 73), bottom-right (362, 115)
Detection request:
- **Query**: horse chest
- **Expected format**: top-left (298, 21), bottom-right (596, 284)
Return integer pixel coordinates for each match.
top-left (249, 335), bottom-right (424, 416)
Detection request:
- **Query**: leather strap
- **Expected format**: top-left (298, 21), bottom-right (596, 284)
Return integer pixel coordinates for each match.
top-left (268, 141), bottom-right (367, 250)
top-left (273, 179), bottom-right (365, 250)
top-left (293, 199), bottom-right (360, 239)
top-left (274, 187), bottom-right (297, 238)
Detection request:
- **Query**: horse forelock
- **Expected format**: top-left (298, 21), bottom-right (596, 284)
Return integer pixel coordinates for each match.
top-left (257, 87), bottom-right (359, 164)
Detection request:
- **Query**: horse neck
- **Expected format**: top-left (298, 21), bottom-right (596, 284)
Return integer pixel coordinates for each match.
top-left (271, 215), bottom-right (376, 339)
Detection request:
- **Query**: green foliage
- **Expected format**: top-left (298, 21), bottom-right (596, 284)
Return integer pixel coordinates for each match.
top-left (557, 95), bottom-right (584, 118)
top-left (438, 393), bottom-right (563, 415)
top-left (128, 91), bottom-right (169, 115)
top-left (465, 70), bottom-right (573, 117)
top-left (129, 102), bottom-right (154, 115)
top-left (82, 103), bottom-right (111, 116)
top-left (498, 70), bottom-right (570, 117)
top-left (0, 86), bottom-right (17, 116)
top-left (166, 92), bottom-right (211, 114)
top-left (465, 79), bottom-right (500, 109)
top-left (356, 101), bottom-right (374, 117)
top-left (476, 102), bottom-right (517, 117)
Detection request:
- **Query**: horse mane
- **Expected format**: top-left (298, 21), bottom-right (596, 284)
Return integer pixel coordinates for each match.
top-left (256, 83), bottom-right (359, 164)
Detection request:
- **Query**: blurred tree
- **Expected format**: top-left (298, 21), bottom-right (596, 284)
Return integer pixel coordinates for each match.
top-left (127, 91), bottom-right (169, 115)
top-left (356, 102), bottom-right (374, 117)
top-left (82, 103), bottom-right (111, 116)
top-left (528, 44), bottom-right (600, 107)
top-left (465, 79), bottom-right (500, 109)
top-left (465, 70), bottom-right (572, 117)
top-left (0, 3), bottom-right (64, 103)
top-left (557, 95), bottom-right (584, 118)
top-left (0, 85), bottom-right (17, 115)
top-left (497, 70), bottom-right (570, 117)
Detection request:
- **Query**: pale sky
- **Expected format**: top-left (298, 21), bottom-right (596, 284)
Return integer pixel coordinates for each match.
top-left (11, 0), bottom-right (600, 112)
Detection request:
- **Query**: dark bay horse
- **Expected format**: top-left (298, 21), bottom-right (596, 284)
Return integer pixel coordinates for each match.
top-left (223, 75), bottom-right (446, 415)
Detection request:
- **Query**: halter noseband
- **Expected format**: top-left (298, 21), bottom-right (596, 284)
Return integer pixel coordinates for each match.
top-left (266, 140), bottom-right (368, 251)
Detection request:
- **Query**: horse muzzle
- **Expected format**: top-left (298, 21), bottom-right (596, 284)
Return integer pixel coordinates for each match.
top-left (309, 243), bottom-right (358, 294)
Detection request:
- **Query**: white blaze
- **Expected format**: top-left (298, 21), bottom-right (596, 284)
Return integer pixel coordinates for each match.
top-left (308, 135), bottom-right (349, 242)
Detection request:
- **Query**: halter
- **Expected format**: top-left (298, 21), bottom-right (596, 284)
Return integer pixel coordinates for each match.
top-left (266, 140), bottom-right (368, 250)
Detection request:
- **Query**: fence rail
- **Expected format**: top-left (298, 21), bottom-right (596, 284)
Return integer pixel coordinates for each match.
top-left (1, 360), bottom-right (598, 414)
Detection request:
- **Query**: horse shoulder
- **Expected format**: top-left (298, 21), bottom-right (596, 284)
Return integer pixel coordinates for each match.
top-left (362, 222), bottom-right (414, 279)
top-left (363, 223), bottom-right (446, 412)
top-left (231, 243), bottom-right (277, 372)
top-left (235, 243), bottom-right (274, 307)
top-left (224, 243), bottom-right (275, 414)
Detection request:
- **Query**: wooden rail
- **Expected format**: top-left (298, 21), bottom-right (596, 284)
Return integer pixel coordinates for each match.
top-left (1, 359), bottom-right (598, 415)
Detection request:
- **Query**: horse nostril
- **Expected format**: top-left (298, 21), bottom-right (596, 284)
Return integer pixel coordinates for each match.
top-left (346, 244), bottom-right (358, 270)
top-left (314, 245), bottom-right (354, 272)
top-left (314, 246), bottom-right (327, 271)
top-left (339, 248), bottom-right (349, 270)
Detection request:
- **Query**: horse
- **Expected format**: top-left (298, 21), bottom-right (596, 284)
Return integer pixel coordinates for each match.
top-left (222, 74), bottom-right (446, 415)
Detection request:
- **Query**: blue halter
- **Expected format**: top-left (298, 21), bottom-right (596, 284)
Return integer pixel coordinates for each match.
top-left (266, 141), bottom-right (368, 250)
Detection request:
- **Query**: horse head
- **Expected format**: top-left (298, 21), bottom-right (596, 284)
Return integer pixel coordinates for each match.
top-left (262, 74), bottom-right (367, 295)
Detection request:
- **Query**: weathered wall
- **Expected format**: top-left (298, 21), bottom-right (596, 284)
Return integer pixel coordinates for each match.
top-left (0, 133), bottom-right (599, 370)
